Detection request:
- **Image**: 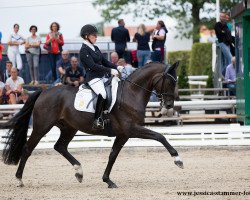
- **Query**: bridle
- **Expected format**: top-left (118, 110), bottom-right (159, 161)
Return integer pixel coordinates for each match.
top-left (123, 66), bottom-right (177, 107)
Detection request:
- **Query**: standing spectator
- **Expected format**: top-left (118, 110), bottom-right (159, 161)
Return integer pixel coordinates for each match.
top-left (2, 61), bottom-right (12, 82)
top-left (0, 42), bottom-right (4, 69)
top-left (111, 19), bottom-right (130, 61)
top-left (65, 56), bottom-right (84, 87)
top-left (110, 51), bottom-right (119, 65)
top-left (7, 24), bottom-right (25, 71)
top-left (55, 50), bottom-right (71, 85)
top-left (133, 24), bottom-right (151, 67)
top-left (151, 20), bottom-right (168, 63)
top-left (214, 13), bottom-right (233, 77)
top-left (117, 58), bottom-right (136, 80)
top-left (0, 31), bottom-right (2, 43)
top-left (225, 56), bottom-right (236, 95)
top-left (25, 25), bottom-right (41, 85)
top-left (45, 22), bottom-right (64, 81)
top-left (5, 67), bottom-right (24, 104)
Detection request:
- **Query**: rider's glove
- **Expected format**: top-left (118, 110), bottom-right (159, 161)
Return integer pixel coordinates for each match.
top-left (111, 69), bottom-right (119, 76)
top-left (117, 65), bottom-right (124, 73)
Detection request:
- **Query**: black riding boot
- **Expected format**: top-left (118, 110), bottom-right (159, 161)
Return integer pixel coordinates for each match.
top-left (93, 95), bottom-right (105, 129)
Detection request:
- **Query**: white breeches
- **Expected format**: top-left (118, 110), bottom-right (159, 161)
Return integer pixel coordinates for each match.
top-left (7, 49), bottom-right (23, 70)
top-left (88, 78), bottom-right (107, 99)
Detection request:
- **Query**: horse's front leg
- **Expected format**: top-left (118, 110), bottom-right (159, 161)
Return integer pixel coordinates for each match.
top-left (132, 125), bottom-right (184, 169)
top-left (102, 136), bottom-right (128, 188)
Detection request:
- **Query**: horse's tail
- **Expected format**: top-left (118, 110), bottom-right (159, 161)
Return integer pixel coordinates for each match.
top-left (2, 90), bottom-right (42, 165)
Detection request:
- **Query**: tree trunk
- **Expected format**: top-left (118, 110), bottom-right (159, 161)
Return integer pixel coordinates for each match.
top-left (191, 1), bottom-right (202, 43)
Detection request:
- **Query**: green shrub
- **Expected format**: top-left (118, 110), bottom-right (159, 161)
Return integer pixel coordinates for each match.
top-left (189, 43), bottom-right (212, 75)
top-left (168, 50), bottom-right (190, 91)
top-left (168, 50), bottom-right (191, 76)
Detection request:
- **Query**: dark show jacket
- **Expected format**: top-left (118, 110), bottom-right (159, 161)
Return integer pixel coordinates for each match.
top-left (80, 43), bottom-right (117, 82)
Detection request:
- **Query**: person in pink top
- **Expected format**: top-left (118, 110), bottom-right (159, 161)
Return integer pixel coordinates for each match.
top-left (45, 22), bottom-right (64, 81)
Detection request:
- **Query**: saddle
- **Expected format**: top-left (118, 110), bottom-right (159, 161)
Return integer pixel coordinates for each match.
top-left (74, 76), bottom-right (120, 114)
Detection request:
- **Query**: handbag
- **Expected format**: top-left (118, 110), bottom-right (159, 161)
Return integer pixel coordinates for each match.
top-left (43, 43), bottom-right (51, 51)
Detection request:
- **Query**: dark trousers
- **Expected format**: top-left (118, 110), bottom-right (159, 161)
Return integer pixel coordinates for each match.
top-left (48, 53), bottom-right (60, 81)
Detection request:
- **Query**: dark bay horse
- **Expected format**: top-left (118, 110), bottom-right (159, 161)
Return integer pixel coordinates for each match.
top-left (2, 61), bottom-right (183, 188)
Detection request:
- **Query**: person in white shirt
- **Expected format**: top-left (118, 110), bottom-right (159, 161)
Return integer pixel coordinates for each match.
top-left (7, 24), bottom-right (25, 71)
top-left (5, 67), bottom-right (24, 104)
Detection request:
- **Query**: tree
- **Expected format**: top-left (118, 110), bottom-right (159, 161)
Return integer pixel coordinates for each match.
top-left (93, 0), bottom-right (240, 43)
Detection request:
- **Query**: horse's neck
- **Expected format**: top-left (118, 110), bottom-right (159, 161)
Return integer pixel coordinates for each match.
top-left (120, 64), bottom-right (164, 112)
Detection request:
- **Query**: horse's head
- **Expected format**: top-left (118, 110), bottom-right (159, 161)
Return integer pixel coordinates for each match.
top-left (153, 61), bottom-right (179, 110)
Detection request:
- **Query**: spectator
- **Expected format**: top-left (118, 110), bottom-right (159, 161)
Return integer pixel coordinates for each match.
top-left (0, 42), bottom-right (4, 69)
top-left (45, 22), bottom-right (64, 81)
top-left (117, 58), bottom-right (136, 80)
top-left (2, 61), bottom-right (12, 82)
top-left (151, 20), bottom-right (168, 63)
top-left (133, 24), bottom-right (151, 67)
top-left (111, 51), bottom-right (119, 65)
top-left (7, 24), bottom-right (25, 71)
top-left (0, 31), bottom-right (2, 43)
top-left (225, 56), bottom-right (236, 96)
top-left (111, 19), bottom-right (130, 61)
top-left (17, 89), bottom-right (29, 104)
top-left (55, 50), bottom-right (71, 85)
top-left (0, 80), bottom-right (5, 104)
top-left (214, 13), bottom-right (233, 77)
top-left (25, 25), bottom-right (41, 85)
top-left (65, 56), bottom-right (84, 87)
top-left (5, 67), bottom-right (24, 104)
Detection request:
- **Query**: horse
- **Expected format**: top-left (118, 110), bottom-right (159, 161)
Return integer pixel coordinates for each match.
top-left (1, 61), bottom-right (183, 188)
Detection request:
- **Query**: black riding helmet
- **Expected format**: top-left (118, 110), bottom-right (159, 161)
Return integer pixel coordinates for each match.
top-left (80, 24), bottom-right (98, 38)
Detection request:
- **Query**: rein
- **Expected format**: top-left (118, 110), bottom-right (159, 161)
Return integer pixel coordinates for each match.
top-left (121, 66), bottom-right (176, 107)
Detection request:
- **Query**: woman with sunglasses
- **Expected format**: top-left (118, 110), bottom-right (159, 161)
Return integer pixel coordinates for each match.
top-left (80, 24), bottom-right (122, 130)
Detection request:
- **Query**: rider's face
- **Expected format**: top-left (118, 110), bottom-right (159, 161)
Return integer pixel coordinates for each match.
top-left (88, 34), bottom-right (97, 44)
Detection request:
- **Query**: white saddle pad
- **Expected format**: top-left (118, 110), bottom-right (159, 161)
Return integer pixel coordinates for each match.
top-left (74, 77), bottom-right (120, 113)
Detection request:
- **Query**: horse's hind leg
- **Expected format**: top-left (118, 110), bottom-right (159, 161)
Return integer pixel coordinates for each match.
top-left (15, 128), bottom-right (51, 187)
top-left (102, 136), bottom-right (128, 188)
top-left (54, 124), bottom-right (83, 183)
top-left (132, 125), bottom-right (184, 169)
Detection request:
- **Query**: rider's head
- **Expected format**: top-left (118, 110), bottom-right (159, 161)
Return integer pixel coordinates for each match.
top-left (80, 24), bottom-right (98, 44)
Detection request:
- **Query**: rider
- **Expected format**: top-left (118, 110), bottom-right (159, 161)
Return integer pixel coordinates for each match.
top-left (80, 24), bottom-right (122, 129)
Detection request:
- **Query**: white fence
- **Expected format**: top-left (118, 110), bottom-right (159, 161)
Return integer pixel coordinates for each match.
top-left (1, 124), bottom-right (250, 150)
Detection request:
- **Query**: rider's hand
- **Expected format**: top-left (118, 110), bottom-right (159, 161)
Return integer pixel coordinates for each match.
top-left (111, 69), bottom-right (119, 77)
top-left (117, 65), bottom-right (124, 73)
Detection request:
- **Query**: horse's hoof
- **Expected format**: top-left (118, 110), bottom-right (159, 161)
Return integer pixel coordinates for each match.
top-left (108, 183), bottom-right (118, 188)
top-left (17, 178), bottom-right (24, 187)
top-left (174, 160), bottom-right (184, 169)
top-left (75, 173), bottom-right (83, 183)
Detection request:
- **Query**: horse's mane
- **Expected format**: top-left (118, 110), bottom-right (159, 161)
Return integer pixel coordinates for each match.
top-left (125, 62), bottom-right (167, 80)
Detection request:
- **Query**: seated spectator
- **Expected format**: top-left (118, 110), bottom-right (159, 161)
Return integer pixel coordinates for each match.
top-left (65, 56), bottom-right (84, 87)
top-left (17, 89), bottom-right (30, 104)
top-left (225, 56), bottom-right (236, 96)
top-left (2, 61), bottom-right (12, 82)
top-left (117, 58), bottom-right (136, 80)
top-left (111, 51), bottom-right (119, 65)
top-left (5, 67), bottom-right (24, 104)
top-left (0, 80), bottom-right (5, 104)
top-left (55, 50), bottom-right (71, 85)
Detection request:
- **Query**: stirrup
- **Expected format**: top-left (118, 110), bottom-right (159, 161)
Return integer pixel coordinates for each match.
top-left (93, 117), bottom-right (104, 129)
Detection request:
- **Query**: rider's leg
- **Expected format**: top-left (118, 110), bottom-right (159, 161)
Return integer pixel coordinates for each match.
top-left (88, 78), bottom-right (106, 129)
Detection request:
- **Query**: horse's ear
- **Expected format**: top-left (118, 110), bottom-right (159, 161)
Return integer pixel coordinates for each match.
top-left (166, 60), bottom-right (180, 77)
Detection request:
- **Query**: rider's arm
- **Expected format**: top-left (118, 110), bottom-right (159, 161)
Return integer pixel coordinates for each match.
top-left (80, 45), bottom-right (112, 73)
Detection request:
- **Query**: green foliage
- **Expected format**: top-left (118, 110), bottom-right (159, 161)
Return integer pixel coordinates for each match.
top-left (168, 51), bottom-right (191, 76)
top-left (168, 51), bottom-right (190, 91)
top-left (189, 43), bottom-right (212, 75)
top-left (92, 0), bottom-right (241, 43)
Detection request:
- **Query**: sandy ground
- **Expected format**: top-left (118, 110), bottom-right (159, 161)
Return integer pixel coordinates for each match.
top-left (0, 147), bottom-right (250, 200)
